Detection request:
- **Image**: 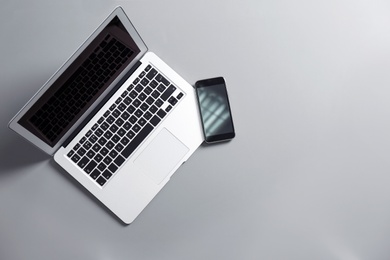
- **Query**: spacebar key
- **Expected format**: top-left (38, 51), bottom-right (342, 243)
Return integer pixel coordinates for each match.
top-left (122, 123), bottom-right (154, 158)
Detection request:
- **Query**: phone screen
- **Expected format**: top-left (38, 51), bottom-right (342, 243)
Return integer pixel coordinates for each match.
top-left (195, 77), bottom-right (235, 143)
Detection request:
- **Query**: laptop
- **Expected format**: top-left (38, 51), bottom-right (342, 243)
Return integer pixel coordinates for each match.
top-left (8, 6), bottom-right (203, 224)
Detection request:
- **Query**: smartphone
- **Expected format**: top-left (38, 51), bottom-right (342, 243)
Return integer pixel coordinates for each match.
top-left (195, 77), bottom-right (235, 143)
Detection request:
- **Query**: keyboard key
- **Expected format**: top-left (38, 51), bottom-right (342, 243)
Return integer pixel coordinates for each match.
top-left (157, 84), bottom-right (166, 93)
top-left (135, 109), bottom-right (143, 118)
top-left (121, 90), bottom-right (128, 98)
top-left (67, 150), bottom-right (74, 158)
top-left (100, 122), bottom-right (109, 130)
top-left (132, 124), bottom-right (141, 133)
top-left (90, 169), bottom-right (100, 179)
top-left (117, 103), bottom-right (126, 111)
top-left (112, 109), bottom-right (120, 118)
top-left (98, 117), bottom-right (104, 124)
top-left (83, 141), bottom-right (92, 150)
top-left (112, 134), bottom-right (120, 143)
top-left (129, 115), bottom-right (137, 124)
top-left (126, 130), bottom-right (135, 139)
top-left (92, 143), bottom-right (101, 152)
top-left (109, 149), bottom-right (118, 158)
top-left (89, 134), bottom-right (98, 143)
top-left (84, 160), bottom-right (97, 174)
top-left (127, 105), bottom-right (135, 114)
top-left (151, 90), bottom-right (160, 99)
top-left (117, 128), bottom-right (126, 137)
top-left (161, 85), bottom-right (176, 101)
top-left (122, 123), bottom-right (153, 158)
top-left (71, 154), bottom-right (81, 163)
top-left (115, 118), bottom-right (124, 126)
top-left (140, 78), bottom-right (149, 86)
top-left (94, 154), bottom-right (103, 162)
top-left (144, 111), bottom-right (152, 120)
top-left (154, 99), bottom-right (163, 107)
top-left (103, 156), bottom-right (112, 165)
top-left (146, 68), bottom-right (158, 80)
top-left (86, 150), bottom-right (96, 159)
top-left (98, 137), bottom-right (107, 146)
top-left (97, 176), bottom-right (107, 186)
top-left (157, 109), bottom-right (167, 119)
top-left (146, 97), bottom-right (155, 105)
top-left (140, 103), bottom-right (149, 112)
top-left (115, 143), bottom-right (124, 152)
top-left (73, 143), bottom-right (81, 150)
top-left (108, 163), bottom-right (118, 173)
top-left (168, 96), bottom-right (178, 106)
top-left (144, 86), bottom-right (152, 95)
top-left (139, 71), bottom-right (146, 78)
top-left (104, 131), bottom-right (113, 139)
top-left (156, 74), bottom-right (170, 86)
top-left (139, 93), bottom-right (147, 101)
top-left (150, 115), bottom-right (161, 126)
top-left (138, 118), bottom-right (147, 126)
top-left (95, 128), bottom-right (103, 137)
top-left (149, 105), bottom-right (158, 114)
top-left (106, 141), bottom-right (114, 149)
top-left (120, 136), bottom-right (130, 145)
top-left (121, 111), bottom-right (130, 120)
top-left (77, 147), bottom-right (86, 156)
top-left (127, 84), bottom-right (135, 91)
top-left (114, 155), bottom-right (125, 167)
top-left (129, 90), bottom-right (138, 99)
top-left (91, 123), bottom-right (99, 131)
top-left (150, 80), bottom-right (158, 88)
top-left (100, 147), bottom-right (109, 156)
top-left (106, 116), bottom-right (115, 124)
top-left (123, 122), bottom-right (131, 130)
top-left (79, 137), bottom-right (87, 144)
top-left (78, 156), bottom-right (89, 168)
top-left (133, 99), bottom-right (141, 107)
top-left (123, 97), bottom-right (131, 105)
top-left (97, 162), bottom-right (106, 171)
top-left (102, 170), bottom-right (112, 180)
top-left (135, 84), bottom-right (144, 92)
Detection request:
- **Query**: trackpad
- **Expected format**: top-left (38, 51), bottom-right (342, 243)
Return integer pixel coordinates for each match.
top-left (134, 128), bottom-right (189, 184)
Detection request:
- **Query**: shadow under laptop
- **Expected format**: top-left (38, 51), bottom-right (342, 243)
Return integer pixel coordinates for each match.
top-left (48, 159), bottom-right (129, 226)
top-left (0, 131), bottom-right (48, 175)
top-left (0, 69), bottom-right (57, 175)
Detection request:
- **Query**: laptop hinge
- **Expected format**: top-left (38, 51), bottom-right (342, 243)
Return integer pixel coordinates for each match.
top-left (62, 60), bottom-right (142, 148)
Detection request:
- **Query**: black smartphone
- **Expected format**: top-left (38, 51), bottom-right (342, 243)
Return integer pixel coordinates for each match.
top-left (195, 77), bottom-right (235, 143)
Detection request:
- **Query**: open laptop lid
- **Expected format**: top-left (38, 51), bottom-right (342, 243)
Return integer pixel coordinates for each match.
top-left (8, 7), bottom-right (148, 155)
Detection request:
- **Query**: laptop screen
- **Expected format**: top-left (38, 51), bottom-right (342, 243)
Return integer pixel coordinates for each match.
top-left (18, 16), bottom-right (141, 147)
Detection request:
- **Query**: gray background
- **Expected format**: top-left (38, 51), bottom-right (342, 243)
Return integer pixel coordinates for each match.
top-left (2, 0), bottom-right (390, 259)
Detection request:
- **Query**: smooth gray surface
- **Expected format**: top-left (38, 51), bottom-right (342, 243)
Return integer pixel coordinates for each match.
top-left (2, 1), bottom-right (390, 259)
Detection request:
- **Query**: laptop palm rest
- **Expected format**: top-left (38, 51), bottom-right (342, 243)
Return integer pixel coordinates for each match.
top-left (134, 128), bottom-right (189, 184)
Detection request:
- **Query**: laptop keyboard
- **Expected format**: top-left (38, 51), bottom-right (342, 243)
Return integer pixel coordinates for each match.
top-left (66, 64), bottom-right (184, 186)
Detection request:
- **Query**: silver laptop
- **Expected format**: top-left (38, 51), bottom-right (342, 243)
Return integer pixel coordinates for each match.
top-left (8, 6), bottom-right (203, 224)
